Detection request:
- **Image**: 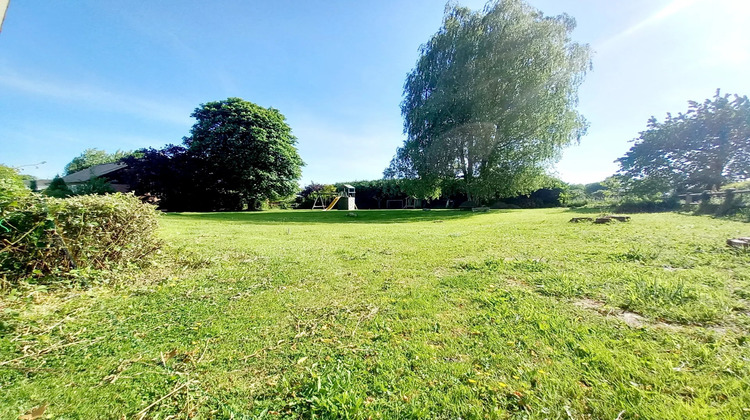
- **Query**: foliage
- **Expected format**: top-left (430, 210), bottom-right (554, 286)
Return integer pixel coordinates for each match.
top-left (298, 182), bottom-right (326, 200)
top-left (184, 98), bottom-right (304, 209)
top-left (387, 0), bottom-right (591, 203)
top-left (43, 176), bottom-right (73, 198)
top-left (331, 179), bottom-right (409, 209)
top-left (64, 148), bottom-right (133, 175)
top-left (0, 193), bottom-right (160, 282)
top-left (122, 98), bottom-right (303, 211)
top-left (295, 180), bottom-right (412, 210)
top-left (120, 145), bottom-right (203, 211)
top-left (618, 91), bottom-right (750, 195)
top-left (71, 176), bottom-right (116, 196)
top-left (295, 182), bottom-right (338, 209)
top-left (562, 183), bottom-right (587, 206)
top-left (721, 180), bottom-right (750, 191)
top-left (0, 165), bottom-right (30, 207)
top-left (612, 196), bottom-right (681, 213)
top-left (584, 181), bottom-right (606, 197)
top-left (2, 209), bottom-right (749, 418)
top-left (307, 176), bottom-right (572, 210)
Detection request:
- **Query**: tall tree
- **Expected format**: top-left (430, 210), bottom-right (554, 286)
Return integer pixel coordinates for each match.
top-left (123, 98), bottom-right (304, 211)
top-left (64, 149), bottom-right (132, 175)
top-left (617, 91), bottom-right (750, 195)
top-left (184, 98), bottom-right (304, 209)
top-left (386, 0), bottom-right (590, 203)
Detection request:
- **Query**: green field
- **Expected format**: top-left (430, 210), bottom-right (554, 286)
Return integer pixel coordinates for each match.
top-left (2, 209), bottom-right (750, 419)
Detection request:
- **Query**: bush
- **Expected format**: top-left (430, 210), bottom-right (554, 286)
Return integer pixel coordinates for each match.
top-left (458, 200), bottom-right (478, 210)
top-left (0, 165), bottom-right (30, 206)
top-left (43, 175), bottom-right (74, 198)
top-left (490, 201), bottom-right (521, 209)
top-left (1, 193), bottom-right (161, 282)
top-left (612, 197), bottom-right (681, 213)
top-left (72, 176), bottom-right (115, 195)
top-left (565, 199), bottom-right (588, 208)
top-left (720, 180), bottom-right (750, 191)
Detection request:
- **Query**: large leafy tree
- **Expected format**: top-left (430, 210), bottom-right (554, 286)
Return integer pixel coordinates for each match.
top-left (123, 98), bottom-right (304, 211)
top-left (184, 98), bottom-right (304, 208)
top-left (618, 91), bottom-right (750, 195)
top-left (386, 0), bottom-right (591, 203)
top-left (64, 148), bottom-right (132, 175)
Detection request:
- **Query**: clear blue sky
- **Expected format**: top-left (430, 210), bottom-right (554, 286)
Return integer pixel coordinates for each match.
top-left (1, 0), bottom-right (748, 185)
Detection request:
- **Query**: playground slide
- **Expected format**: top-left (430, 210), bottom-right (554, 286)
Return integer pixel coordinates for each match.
top-left (323, 196), bottom-right (341, 211)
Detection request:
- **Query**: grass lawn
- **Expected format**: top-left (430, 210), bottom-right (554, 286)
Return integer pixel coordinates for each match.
top-left (2, 208), bottom-right (749, 419)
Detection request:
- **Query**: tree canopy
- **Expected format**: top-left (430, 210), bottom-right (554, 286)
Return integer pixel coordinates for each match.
top-left (184, 98), bottom-right (304, 207)
top-left (123, 98), bottom-right (304, 211)
top-left (64, 149), bottom-right (133, 175)
top-left (43, 176), bottom-right (73, 198)
top-left (386, 0), bottom-right (591, 203)
top-left (617, 91), bottom-right (750, 195)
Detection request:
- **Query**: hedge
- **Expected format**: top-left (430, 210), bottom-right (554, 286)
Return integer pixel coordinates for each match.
top-left (1, 193), bottom-right (161, 282)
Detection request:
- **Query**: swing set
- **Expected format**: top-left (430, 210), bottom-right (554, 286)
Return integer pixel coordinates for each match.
top-left (311, 185), bottom-right (357, 211)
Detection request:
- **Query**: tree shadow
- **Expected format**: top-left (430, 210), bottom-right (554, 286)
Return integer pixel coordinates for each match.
top-left (164, 209), bottom-right (508, 225)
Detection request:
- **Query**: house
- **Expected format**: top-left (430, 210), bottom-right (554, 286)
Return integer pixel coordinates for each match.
top-left (61, 162), bottom-right (131, 193)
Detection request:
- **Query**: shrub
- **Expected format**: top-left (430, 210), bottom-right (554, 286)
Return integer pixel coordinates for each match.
top-left (458, 200), bottom-right (478, 210)
top-left (565, 199), bottom-right (588, 208)
top-left (72, 176), bottom-right (116, 195)
top-left (490, 201), bottom-right (521, 209)
top-left (720, 180), bottom-right (750, 191)
top-left (43, 176), bottom-right (74, 198)
top-left (0, 165), bottom-right (30, 206)
top-left (0, 193), bottom-right (161, 282)
top-left (613, 197), bottom-right (681, 213)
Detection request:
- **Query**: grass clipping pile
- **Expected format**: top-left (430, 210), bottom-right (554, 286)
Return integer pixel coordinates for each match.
top-left (1, 193), bottom-right (161, 282)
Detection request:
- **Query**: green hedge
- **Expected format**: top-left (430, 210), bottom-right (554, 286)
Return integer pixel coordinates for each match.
top-left (1, 193), bottom-right (161, 282)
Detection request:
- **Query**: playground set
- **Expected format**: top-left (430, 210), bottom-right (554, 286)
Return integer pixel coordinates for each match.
top-left (312, 184), bottom-right (358, 211)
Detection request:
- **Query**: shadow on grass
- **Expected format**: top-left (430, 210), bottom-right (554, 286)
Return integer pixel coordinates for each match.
top-left (164, 209), bottom-right (507, 225)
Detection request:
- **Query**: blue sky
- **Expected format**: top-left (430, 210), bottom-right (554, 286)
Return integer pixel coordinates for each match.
top-left (1, 0), bottom-right (749, 185)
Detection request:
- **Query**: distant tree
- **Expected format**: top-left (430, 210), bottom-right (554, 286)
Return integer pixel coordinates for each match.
top-left (617, 91), bottom-right (750, 195)
top-left (121, 145), bottom-right (209, 211)
top-left (43, 176), bottom-right (73, 198)
top-left (184, 98), bottom-right (304, 209)
top-left (64, 149), bottom-right (132, 175)
top-left (600, 176), bottom-right (624, 200)
top-left (584, 182), bottom-right (606, 196)
top-left (72, 176), bottom-right (115, 195)
top-left (386, 0), bottom-right (591, 204)
top-left (299, 182), bottom-right (326, 200)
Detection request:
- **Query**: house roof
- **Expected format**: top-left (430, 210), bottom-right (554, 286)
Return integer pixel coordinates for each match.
top-left (62, 162), bottom-right (128, 184)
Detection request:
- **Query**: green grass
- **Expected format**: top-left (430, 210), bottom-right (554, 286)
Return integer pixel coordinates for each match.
top-left (2, 208), bottom-right (750, 419)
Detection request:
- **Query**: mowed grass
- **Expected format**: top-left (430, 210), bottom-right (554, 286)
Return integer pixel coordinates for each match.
top-left (2, 208), bottom-right (750, 419)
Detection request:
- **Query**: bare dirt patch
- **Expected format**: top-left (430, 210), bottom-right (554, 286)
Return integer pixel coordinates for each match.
top-left (573, 298), bottom-right (653, 329)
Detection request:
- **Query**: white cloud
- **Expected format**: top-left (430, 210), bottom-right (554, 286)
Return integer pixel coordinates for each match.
top-left (0, 66), bottom-right (193, 126)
